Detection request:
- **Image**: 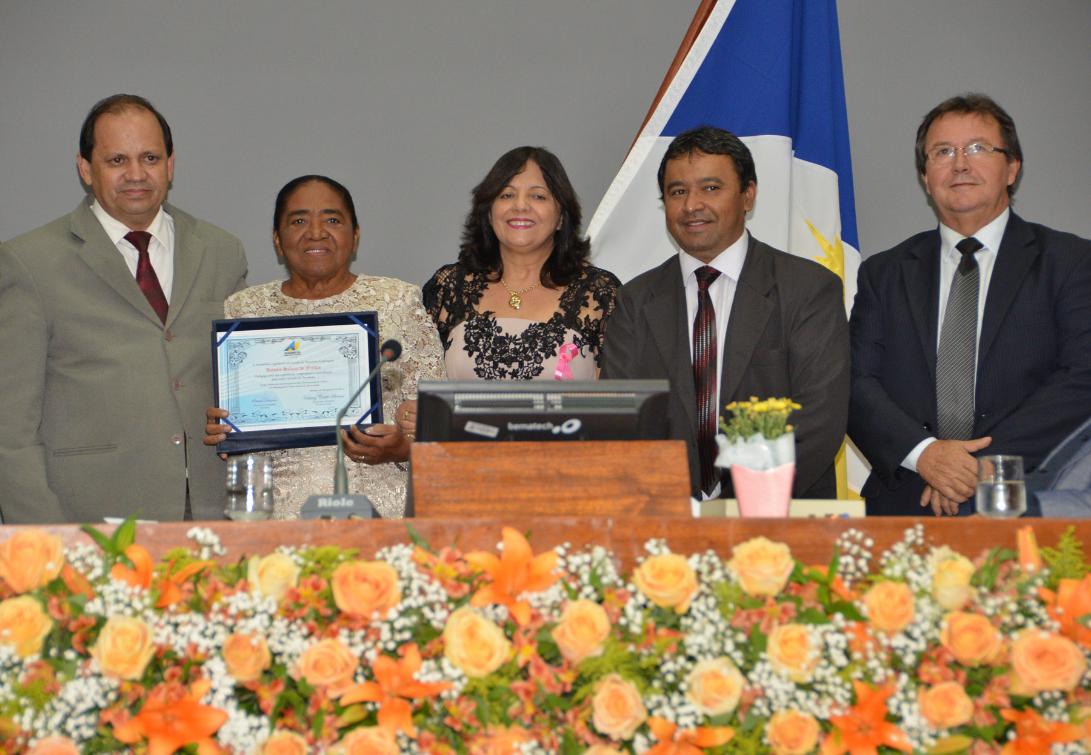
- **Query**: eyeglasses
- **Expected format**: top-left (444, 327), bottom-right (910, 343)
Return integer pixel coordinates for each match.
top-left (926, 142), bottom-right (1009, 162)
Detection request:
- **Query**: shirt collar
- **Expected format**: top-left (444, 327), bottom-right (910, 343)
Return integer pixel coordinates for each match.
top-left (938, 208), bottom-right (1009, 259)
top-left (90, 200), bottom-right (169, 248)
top-left (679, 230), bottom-right (749, 283)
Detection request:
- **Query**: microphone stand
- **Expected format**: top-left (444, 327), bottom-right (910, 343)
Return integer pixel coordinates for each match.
top-left (333, 340), bottom-right (401, 494)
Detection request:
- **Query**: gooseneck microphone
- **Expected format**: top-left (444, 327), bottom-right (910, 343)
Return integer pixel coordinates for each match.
top-left (332, 339), bottom-right (402, 495)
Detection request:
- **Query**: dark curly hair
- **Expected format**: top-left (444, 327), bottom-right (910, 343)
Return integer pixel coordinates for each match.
top-left (273, 175), bottom-right (359, 230)
top-left (458, 146), bottom-right (590, 288)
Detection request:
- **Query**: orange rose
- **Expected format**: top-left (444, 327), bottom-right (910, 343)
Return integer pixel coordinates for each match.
top-left (91, 615), bottom-right (155, 679)
top-left (632, 553), bottom-right (698, 613)
top-left (930, 550), bottom-right (975, 611)
top-left (583, 747), bottom-right (625, 755)
top-left (766, 624), bottom-right (819, 683)
top-left (330, 726), bottom-right (399, 755)
top-left (727, 537), bottom-right (795, 598)
top-left (247, 552), bottom-right (300, 603)
top-left (1010, 629), bottom-right (1087, 693)
top-left (685, 657), bottom-right (745, 716)
top-left (919, 681), bottom-right (974, 730)
top-left (0, 529), bottom-right (64, 594)
top-left (260, 730), bottom-right (309, 755)
top-left (766, 710), bottom-right (820, 755)
top-left (223, 632), bottom-right (271, 682)
top-left (443, 607), bottom-right (511, 677)
top-left (26, 737), bottom-right (80, 755)
top-left (940, 611), bottom-right (1004, 667)
top-left (552, 599), bottom-right (610, 665)
top-left (331, 560), bottom-right (401, 619)
top-left (591, 673), bottom-right (647, 740)
top-left (296, 638), bottom-right (358, 692)
top-left (0, 595), bottom-right (53, 658)
top-left (863, 580), bottom-right (915, 634)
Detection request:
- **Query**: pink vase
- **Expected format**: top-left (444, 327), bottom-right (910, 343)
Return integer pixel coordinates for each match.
top-left (731, 462), bottom-right (795, 517)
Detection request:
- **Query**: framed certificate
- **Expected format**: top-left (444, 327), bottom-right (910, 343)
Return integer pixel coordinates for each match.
top-left (211, 312), bottom-right (382, 453)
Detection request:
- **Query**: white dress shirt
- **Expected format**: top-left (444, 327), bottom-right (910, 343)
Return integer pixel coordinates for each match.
top-left (90, 201), bottom-right (176, 303)
top-left (680, 230), bottom-right (750, 498)
top-left (902, 209), bottom-right (1009, 471)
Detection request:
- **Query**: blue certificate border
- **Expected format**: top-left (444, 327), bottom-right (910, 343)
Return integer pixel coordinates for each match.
top-left (211, 311), bottom-right (382, 454)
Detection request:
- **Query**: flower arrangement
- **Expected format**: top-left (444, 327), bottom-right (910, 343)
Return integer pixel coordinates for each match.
top-left (719, 397), bottom-right (801, 442)
top-left (0, 520), bottom-right (1088, 753)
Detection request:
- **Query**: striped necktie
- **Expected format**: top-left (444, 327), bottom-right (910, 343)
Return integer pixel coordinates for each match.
top-left (936, 236), bottom-right (983, 439)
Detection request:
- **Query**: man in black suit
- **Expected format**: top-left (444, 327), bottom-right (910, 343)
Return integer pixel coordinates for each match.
top-left (849, 93), bottom-right (1091, 516)
top-left (602, 126), bottom-right (849, 500)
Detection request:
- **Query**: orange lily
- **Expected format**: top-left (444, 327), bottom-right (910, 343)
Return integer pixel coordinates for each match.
top-left (999, 708), bottom-right (1081, 754)
top-left (60, 563), bottom-right (95, 599)
top-left (646, 716), bottom-right (734, 755)
top-left (339, 643), bottom-right (451, 737)
top-left (112, 678), bottom-right (228, 755)
top-left (154, 560), bottom-right (214, 609)
top-left (822, 681), bottom-right (912, 754)
top-left (465, 527), bottom-right (558, 625)
top-left (1039, 574), bottom-right (1091, 649)
top-left (1016, 527), bottom-right (1042, 573)
top-left (110, 544), bottom-right (154, 589)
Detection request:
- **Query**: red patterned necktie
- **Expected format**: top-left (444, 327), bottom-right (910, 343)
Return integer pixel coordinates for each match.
top-left (693, 265), bottom-right (722, 495)
top-left (125, 230), bottom-right (168, 324)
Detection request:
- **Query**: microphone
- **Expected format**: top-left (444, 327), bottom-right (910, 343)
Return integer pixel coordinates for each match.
top-left (299, 338), bottom-right (402, 520)
top-left (333, 339), bottom-right (402, 495)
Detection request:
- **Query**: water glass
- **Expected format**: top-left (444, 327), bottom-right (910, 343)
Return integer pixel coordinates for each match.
top-left (224, 454), bottom-right (274, 520)
top-left (975, 455), bottom-right (1026, 518)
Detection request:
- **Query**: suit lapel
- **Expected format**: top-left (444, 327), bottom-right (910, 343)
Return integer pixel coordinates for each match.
top-left (901, 231), bottom-right (941, 376)
top-left (722, 238), bottom-right (774, 402)
top-left (164, 204), bottom-right (207, 328)
top-left (979, 214), bottom-right (1037, 363)
top-left (647, 259), bottom-right (698, 434)
top-left (69, 202), bottom-right (164, 326)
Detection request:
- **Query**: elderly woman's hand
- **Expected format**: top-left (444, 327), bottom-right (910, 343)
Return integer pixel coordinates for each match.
top-left (342, 423), bottom-right (410, 466)
top-left (394, 400), bottom-right (418, 441)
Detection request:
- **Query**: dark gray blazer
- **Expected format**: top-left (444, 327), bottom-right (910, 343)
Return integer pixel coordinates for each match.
top-left (848, 213), bottom-right (1091, 515)
top-left (0, 200), bottom-right (247, 523)
top-left (602, 236), bottom-right (850, 499)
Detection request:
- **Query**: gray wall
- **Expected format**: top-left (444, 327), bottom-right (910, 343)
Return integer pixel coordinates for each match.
top-left (2, 0), bottom-right (1088, 291)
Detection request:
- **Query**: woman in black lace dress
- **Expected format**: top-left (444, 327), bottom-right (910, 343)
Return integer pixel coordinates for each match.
top-left (421, 146), bottom-right (620, 382)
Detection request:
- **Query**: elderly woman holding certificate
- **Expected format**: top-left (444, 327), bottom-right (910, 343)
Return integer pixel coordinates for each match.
top-left (204, 175), bottom-right (445, 518)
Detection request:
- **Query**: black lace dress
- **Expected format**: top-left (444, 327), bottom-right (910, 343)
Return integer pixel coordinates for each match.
top-left (422, 263), bottom-right (620, 380)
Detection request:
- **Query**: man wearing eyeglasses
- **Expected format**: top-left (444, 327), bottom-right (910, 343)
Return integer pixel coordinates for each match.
top-left (848, 93), bottom-right (1091, 516)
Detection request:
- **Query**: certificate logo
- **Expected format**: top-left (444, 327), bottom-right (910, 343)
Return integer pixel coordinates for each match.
top-left (283, 340), bottom-right (302, 356)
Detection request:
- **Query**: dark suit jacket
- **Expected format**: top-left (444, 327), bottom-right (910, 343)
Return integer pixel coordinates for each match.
top-left (848, 213), bottom-right (1091, 515)
top-left (0, 200), bottom-right (247, 523)
top-left (602, 237), bottom-right (850, 498)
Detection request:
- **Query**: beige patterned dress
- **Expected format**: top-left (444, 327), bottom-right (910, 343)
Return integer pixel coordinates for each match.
top-left (224, 276), bottom-right (446, 519)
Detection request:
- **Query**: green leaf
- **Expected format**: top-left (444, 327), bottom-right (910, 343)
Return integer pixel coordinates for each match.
top-left (1040, 525), bottom-right (1089, 588)
top-left (404, 522), bottom-right (432, 553)
top-left (112, 517), bottom-right (137, 551)
top-left (80, 523), bottom-right (118, 557)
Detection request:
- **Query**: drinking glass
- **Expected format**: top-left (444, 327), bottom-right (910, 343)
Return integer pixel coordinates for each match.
top-left (975, 455), bottom-right (1026, 518)
top-left (224, 454), bottom-right (274, 520)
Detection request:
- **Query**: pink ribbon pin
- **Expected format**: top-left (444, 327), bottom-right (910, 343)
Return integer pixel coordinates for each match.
top-left (554, 343), bottom-right (579, 380)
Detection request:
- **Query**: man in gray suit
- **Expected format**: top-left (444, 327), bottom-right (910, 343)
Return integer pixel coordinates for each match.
top-left (1027, 415), bottom-right (1091, 518)
top-left (0, 94), bottom-right (247, 523)
top-left (602, 126), bottom-right (849, 499)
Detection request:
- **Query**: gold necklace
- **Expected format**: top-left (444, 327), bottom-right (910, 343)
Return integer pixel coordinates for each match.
top-left (500, 278), bottom-right (540, 310)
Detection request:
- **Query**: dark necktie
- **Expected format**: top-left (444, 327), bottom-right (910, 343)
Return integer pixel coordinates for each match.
top-left (693, 265), bottom-right (722, 495)
top-left (125, 231), bottom-right (169, 324)
top-left (936, 236), bottom-right (983, 439)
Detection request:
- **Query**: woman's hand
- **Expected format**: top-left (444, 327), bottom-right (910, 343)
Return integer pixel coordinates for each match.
top-left (343, 423), bottom-right (410, 466)
top-left (204, 407), bottom-right (231, 460)
top-left (204, 407), bottom-right (231, 446)
top-left (395, 400), bottom-right (418, 441)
